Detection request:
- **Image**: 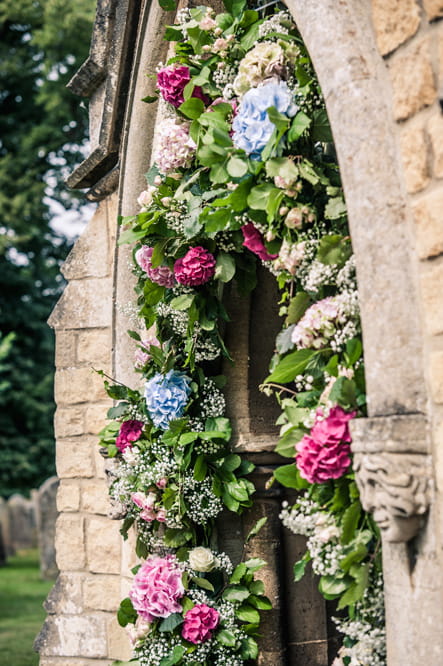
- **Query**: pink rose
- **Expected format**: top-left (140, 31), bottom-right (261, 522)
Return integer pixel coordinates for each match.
top-left (130, 555), bottom-right (185, 623)
top-left (135, 246), bottom-right (175, 287)
top-left (157, 65), bottom-right (208, 108)
top-left (116, 420), bottom-right (144, 453)
top-left (182, 604), bottom-right (219, 644)
top-left (135, 330), bottom-right (161, 369)
top-left (241, 223), bottom-right (278, 262)
top-left (174, 246), bottom-right (216, 286)
top-left (131, 491), bottom-right (157, 522)
top-left (295, 407), bottom-right (355, 484)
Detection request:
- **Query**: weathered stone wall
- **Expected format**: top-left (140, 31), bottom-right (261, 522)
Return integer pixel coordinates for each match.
top-left (39, 0), bottom-right (443, 664)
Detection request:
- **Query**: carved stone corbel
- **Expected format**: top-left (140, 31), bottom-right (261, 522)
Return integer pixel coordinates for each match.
top-left (350, 414), bottom-right (432, 542)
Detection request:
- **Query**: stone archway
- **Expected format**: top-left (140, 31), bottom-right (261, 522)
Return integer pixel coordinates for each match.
top-left (39, 1), bottom-right (443, 664)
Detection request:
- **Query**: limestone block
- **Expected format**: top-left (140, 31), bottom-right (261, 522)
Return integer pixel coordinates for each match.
top-left (39, 660), bottom-right (110, 666)
top-left (389, 37), bottom-right (436, 121)
top-left (36, 613), bottom-right (107, 658)
top-left (44, 573), bottom-right (84, 615)
top-left (7, 494), bottom-right (37, 550)
top-left (433, 419), bottom-right (443, 491)
top-left (56, 438), bottom-right (95, 479)
top-left (84, 401), bottom-right (111, 435)
top-left (107, 615), bottom-right (132, 661)
top-left (61, 201), bottom-right (110, 281)
top-left (55, 330), bottom-right (77, 368)
top-left (121, 525), bottom-right (139, 574)
top-left (86, 516), bottom-right (121, 574)
top-left (400, 122), bottom-right (430, 193)
top-left (55, 367), bottom-right (108, 406)
top-left (55, 514), bottom-right (86, 570)
top-left (36, 477), bottom-right (60, 579)
top-left (83, 574), bottom-right (121, 611)
top-left (413, 190), bottom-right (443, 259)
top-left (93, 444), bottom-right (107, 479)
top-left (49, 277), bottom-right (113, 330)
top-left (54, 407), bottom-right (84, 438)
top-left (420, 261), bottom-right (443, 335)
top-left (429, 351), bottom-right (443, 402)
top-left (371, 0), bottom-right (420, 56)
top-left (81, 479), bottom-right (110, 515)
top-left (424, 0), bottom-right (443, 20)
top-left (57, 481), bottom-right (81, 512)
top-left (427, 112), bottom-right (443, 178)
top-left (77, 328), bottom-right (112, 365)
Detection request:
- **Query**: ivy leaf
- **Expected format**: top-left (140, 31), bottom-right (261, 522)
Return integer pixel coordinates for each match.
top-left (215, 252), bottom-right (236, 282)
top-left (158, 613), bottom-right (184, 633)
top-left (286, 292), bottom-right (311, 325)
top-left (273, 464), bottom-right (309, 490)
top-left (312, 108), bottom-right (333, 142)
top-left (265, 349), bottom-right (316, 384)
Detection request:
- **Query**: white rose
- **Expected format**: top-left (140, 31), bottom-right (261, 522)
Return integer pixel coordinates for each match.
top-left (188, 547), bottom-right (216, 572)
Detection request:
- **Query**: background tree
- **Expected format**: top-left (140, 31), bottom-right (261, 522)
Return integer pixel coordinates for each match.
top-left (0, 0), bottom-right (94, 496)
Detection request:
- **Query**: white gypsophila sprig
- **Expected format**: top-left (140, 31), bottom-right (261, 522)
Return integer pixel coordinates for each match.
top-left (183, 475), bottom-right (224, 523)
top-left (199, 379), bottom-right (226, 419)
top-left (136, 635), bottom-right (182, 666)
top-left (258, 11), bottom-right (293, 38)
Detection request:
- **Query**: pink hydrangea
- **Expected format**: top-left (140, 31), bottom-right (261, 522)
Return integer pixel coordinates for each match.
top-left (241, 223), bottom-right (278, 262)
top-left (115, 420), bottom-right (144, 453)
top-left (174, 246), bottom-right (216, 286)
top-left (129, 555), bottom-right (185, 623)
top-left (155, 119), bottom-right (196, 174)
top-left (135, 246), bottom-right (175, 287)
top-left (182, 604), bottom-right (219, 644)
top-left (295, 406), bottom-right (355, 484)
top-left (157, 65), bottom-right (207, 108)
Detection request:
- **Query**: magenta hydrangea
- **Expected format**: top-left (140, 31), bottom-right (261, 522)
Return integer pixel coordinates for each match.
top-left (157, 65), bottom-right (207, 108)
top-left (295, 406), bottom-right (355, 484)
top-left (181, 604), bottom-right (220, 644)
top-left (129, 555), bottom-right (185, 623)
top-left (135, 246), bottom-right (175, 287)
top-left (115, 420), bottom-right (144, 453)
top-left (174, 246), bottom-right (216, 286)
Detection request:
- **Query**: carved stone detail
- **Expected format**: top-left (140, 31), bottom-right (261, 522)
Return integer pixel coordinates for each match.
top-left (350, 414), bottom-right (432, 542)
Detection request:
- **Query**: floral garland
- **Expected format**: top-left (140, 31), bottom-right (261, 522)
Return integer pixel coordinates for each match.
top-left (98, 2), bottom-right (386, 665)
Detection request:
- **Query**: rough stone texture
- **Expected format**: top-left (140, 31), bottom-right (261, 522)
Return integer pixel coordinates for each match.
top-left (55, 331), bottom-right (77, 368)
top-left (57, 482), bottom-right (81, 513)
top-left (424, 0), bottom-right (443, 20)
top-left (83, 575), bottom-right (121, 611)
top-left (76, 329), bottom-right (112, 365)
top-left (8, 494), bottom-right (37, 550)
top-left (371, 0), bottom-right (420, 56)
top-left (413, 190), bottom-right (443, 259)
top-left (48, 278), bottom-right (114, 331)
top-left (54, 408), bottom-right (85, 438)
top-left (56, 438), bottom-right (95, 479)
top-left (107, 616), bottom-right (132, 661)
top-left (55, 514), bottom-right (85, 571)
top-left (81, 479), bottom-right (110, 515)
top-left (36, 614), bottom-right (107, 658)
top-left (400, 122), bottom-right (430, 193)
top-left (389, 37), bottom-right (436, 121)
top-left (427, 112), bottom-right (443, 179)
top-left (83, 402), bottom-right (111, 435)
top-left (36, 477), bottom-right (60, 579)
top-left (85, 517), bottom-right (121, 574)
top-left (420, 260), bottom-right (443, 335)
top-left (61, 202), bottom-right (110, 280)
top-left (55, 367), bottom-right (108, 406)
top-left (44, 574), bottom-right (84, 615)
top-left (429, 351), bottom-right (443, 402)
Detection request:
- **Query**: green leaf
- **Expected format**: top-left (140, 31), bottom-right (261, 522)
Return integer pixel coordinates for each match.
top-left (249, 594), bottom-right (272, 610)
top-left (222, 453), bottom-right (242, 471)
top-left (312, 108), bottom-right (333, 142)
top-left (223, 0), bottom-right (247, 18)
top-left (324, 197), bottom-right (347, 220)
top-left (341, 501), bottom-right (362, 544)
top-left (216, 629), bottom-right (237, 647)
top-left (230, 563), bottom-right (247, 583)
top-left (345, 338), bottom-right (362, 366)
top-left (117, 598), bottom-right (137, 627)
top-left (164, 528), bottom-right (193, 548)
top-left (273, 464), bottom-right (309, 490)
top-left (223, 585), bottom-right (251, 603)
top-left (286, 292), bottom-right (311, 325)
top-left (318, 575), bottom-right (349, 598)
top-left (227, 156), bottom-right (248, 178)
top-left (160, 645), bottom-right (186, 666)
top-left (117, 227), bottom-right (147, 245)
top-left (246, 517), bottom-right (268, 542)
top-left (337, 563), bottom-right (369, 609)
top-left (170, 293), bottom-right (195, 311)
top-left (247, 183), bottom-right (278, 210)
top-left (143, 280), bottom-right (165, 306)
top-left (287, 111), bottom-right (312, 142)
top-left (339, 543), bottom-right (368, 572)
top-left (158, 612), bottom-right (184, 633)
top-left (142, 95), bottom-right (158, 103)
top-left (215, 252), bottom-right (236, 282)
top-left (194, 454), bottom-right (207, 482)
top-left (317, 234), bottom-right (351, 265)
top-left (193, 576), bottom-right (215, 592)
top-left (244, 558), bottom-right (267, 572)
top-left (240, 637), bottom-right (259, 660)
top-left (236, 604), bottom-right (260, 624)
top-left (226, 481), bottom-right (250, 502)
top-left (275, 427), bottom-right (305, 458)
top-left (267, 106), bottom-right (290, 132)
top-left (328, 377), bottom-right (357, 410)
top-left (294, 552), bottom-right (311, 582)
top-left (265, 349), bottom-right (315, 384)
top-left (107, 402), bottom-right (130, 419)
top-left (179, 97), bottom-right (205, 120)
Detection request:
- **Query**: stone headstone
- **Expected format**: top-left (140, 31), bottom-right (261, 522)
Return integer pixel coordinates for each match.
top-left (0, 497), bottom-right (13, 557)
top-left (36, 477), bottom-right (60, 579)
top-left (7, 493), bottom-right (37, 550)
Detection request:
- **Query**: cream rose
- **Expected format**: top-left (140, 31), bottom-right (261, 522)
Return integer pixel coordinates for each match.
top-left (188, 547), bottom-right (216, 572)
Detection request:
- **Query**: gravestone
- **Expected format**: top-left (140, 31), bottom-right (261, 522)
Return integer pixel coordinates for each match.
top-left (36, 477), bottom-right (60, 579)
top-left (0, 497), bottom-right (13, 557)
top-left (7, 493), bottom-right (37, 550)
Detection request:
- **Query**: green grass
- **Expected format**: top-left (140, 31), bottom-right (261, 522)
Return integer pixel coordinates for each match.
top-left (0, 549), bottom-right (53, 666)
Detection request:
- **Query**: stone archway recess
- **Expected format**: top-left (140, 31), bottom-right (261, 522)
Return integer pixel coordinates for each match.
top-left (40, 0), bottom-right (443, 664)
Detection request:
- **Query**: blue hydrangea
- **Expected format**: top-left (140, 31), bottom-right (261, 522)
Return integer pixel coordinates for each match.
top-left (232, 80), bottom-right (298, 158)
top-left (144, 370), bottom-right (192, 430)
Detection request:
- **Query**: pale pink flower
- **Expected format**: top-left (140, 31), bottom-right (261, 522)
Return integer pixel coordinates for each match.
top-left (156, 477), bottom-right (168, 489)
top-left (134, 328), bottom-right (161, 368)
top-left (129, 555), bottom-right (185, 622)
top-left (199, 16), bottom-right (217, 30)
top-left (135, 246), bottom-right (175, 287)
top-left (155, 119), bottom-right (196, 174)
top-left (156, 508), bottom-right (167, 522)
